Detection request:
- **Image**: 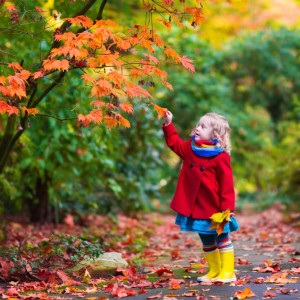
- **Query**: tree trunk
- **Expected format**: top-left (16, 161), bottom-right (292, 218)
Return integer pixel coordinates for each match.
top-left (25, 175), bottom-right (51, 223)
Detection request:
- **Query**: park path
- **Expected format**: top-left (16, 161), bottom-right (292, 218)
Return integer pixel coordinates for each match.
top-left (1, 205), bottom-right (300, 299)
top-left (81, 205), bottom-right (300, 299)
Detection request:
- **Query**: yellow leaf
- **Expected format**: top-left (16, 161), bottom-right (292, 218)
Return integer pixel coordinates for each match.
top-left (83, 269), bottom-right (91, 284)
top-left (209, 210), bottom-right (231, 236)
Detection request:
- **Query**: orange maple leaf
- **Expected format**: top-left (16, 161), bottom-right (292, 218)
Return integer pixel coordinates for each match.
top-left (94, 19), bottom-right (118, 28)
top-left (233, 287), bottom-right (256, 299)
top-left (113, 36), bottom-right (131, 51)
top-left (103, 115), bottom-right (119, 128)
top-left (64, 16), bottom-right (93, 29)
top-left (21, 107), bottom-right (39, 116)
top-left (0, 76), bottom-right (6, 85)
top-left (82, 73), bottom-right (96, 84)
top-left (164, 48), bottom-right (180, 62)
top-left (152, 103), bottom-right (168, 119)
top-left (107, 71), bottom-right (124, 87)
top-left (78, 114), bottom-right (93, 127)
top-left (179, 55), bottom-right (195, 72)
top-left (7, 84), bottom-right (26, 99)
top-left (125, 82), bottom-right (152, 99)
top-left (158, 18), bottom-right (172, 29)
top-left (90, 100), bottom-right (106, 108)
top-left (0, 101), bottom-right (19, 116)
top-left (8, 62), bottom-right (23, 71)
top-left (89, 109), bottom-right (103, 124)
top-left (162, 80), bottom-right (174, 91)
top-left (130, 68), bottom-right (144, 79)
top-left (115, 113), bottom-right (130, 128)
top-left (140, 39), bottom-right (155, 53)
top-left (119, 101), bottom-right (133, 114)
top-left (91, 79), bottom-right (112, 97)
top-left (32, 71), bottom-right (44, 80)
top-left (18, 70), bottom-right (31, 80)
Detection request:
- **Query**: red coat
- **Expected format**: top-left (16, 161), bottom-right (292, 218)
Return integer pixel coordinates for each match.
top-left (163, 123), bottom-right (235, 219)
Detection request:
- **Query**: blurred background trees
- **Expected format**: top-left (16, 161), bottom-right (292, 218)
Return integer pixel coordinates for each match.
top-left (1, 0), bottom-right (299, 222)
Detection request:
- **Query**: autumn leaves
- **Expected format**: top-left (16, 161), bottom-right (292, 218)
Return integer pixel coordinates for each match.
top-left (0, 6), bottom-right (199, 128)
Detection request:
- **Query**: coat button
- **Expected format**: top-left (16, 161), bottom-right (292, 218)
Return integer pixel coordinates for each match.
top-left (200, 166), bottom-right (205, 172)
top-left (190, 163), bottom-right (194, 168)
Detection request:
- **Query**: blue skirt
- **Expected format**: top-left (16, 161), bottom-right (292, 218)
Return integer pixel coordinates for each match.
top-left (175, 213), bottom-right (239, 234)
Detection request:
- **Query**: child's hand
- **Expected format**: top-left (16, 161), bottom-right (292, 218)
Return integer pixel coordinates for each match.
top-left (164, 111), bottom-right (173, 126)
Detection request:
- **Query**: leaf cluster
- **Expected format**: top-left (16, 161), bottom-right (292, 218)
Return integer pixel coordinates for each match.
top-left (0, 233), bottom-right (103, 281)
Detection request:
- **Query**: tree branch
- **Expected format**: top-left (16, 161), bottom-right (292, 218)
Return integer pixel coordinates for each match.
top-left (29, 71), bottom-right (66, 108)
top-left (34, 114), bottom-right (77, 121)
top-left (96, 0), bottom-right (108, 21)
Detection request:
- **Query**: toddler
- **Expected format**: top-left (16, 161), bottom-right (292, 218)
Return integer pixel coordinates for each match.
top-left (162, 111), bottom-right (239, 283)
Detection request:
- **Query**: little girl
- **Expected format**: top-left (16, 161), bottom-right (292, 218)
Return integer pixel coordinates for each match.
top-left (162, 110), bottom-right (239, 283)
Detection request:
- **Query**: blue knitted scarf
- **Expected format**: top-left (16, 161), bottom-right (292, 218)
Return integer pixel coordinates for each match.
top-left (191, 136), bottom-right (224, 157)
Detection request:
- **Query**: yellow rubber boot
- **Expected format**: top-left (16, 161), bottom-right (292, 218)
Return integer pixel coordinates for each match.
top-left (214, 249), bottom-right (236, 283)
top-left (197, 249), bottom-right (221, 282)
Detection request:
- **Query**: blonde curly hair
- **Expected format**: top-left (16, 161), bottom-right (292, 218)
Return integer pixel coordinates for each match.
top-left (191, 112), bottom-right (232, 155)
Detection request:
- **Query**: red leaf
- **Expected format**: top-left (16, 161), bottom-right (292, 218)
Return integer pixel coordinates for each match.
top-left (155, 268), bottom-right (173, 276)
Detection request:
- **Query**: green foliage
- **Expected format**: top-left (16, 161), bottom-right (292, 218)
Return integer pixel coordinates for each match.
top-left (157, 27), bottom-right (300, 210)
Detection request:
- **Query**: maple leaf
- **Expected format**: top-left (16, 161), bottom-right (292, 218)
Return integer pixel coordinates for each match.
top-left (144, 53), bottom-right (160, 65)
top-left (91, 79), bottom-right (112, 97)
top-left (0, 76), bottom-right (6, 85)
top-left (8, 62), bottom-right (23, 71)
top-left (82, 73), bottom-right (96, 84)
top-left (89, 109), bottom-right (103, 124)
top-left (233, 287), bottom-right (256, 299)
top-left (158, 18), bottom-right (172, 29)
top-left (155, 268), bottom-right (173, 276)
top-left (0, 101), bottom-right (19, 116)
top-left (152, 103), bottom-right (168, 119)
top-left (21, 107), bottom-right (39, 116)
top-left (125, 82), bottom-right (152, 99)
top-left (164, 48), bottom-right (180, 62)
top-left (115, 113), bottom-right (130, 128)
top-left (209, 209), bottom-right (231, 235)
top-left (94, 19), bottom-right (118, 28)
top-left (32, 71), bottom-right (44, 80)
top-left (179, 55), bottom-right (195, 72)
top-left (43, 59), bottom-right (70, 71)
top-left (107, 71), bottom-right (124, 87)
top-left (162, 80), bottom-right (174, 91)
top-left (91, 100), bottom-right (106, 108)
top-left (119, 101), bottom-right (133, 114)
top-left (64, 16), bottom-right (94, 29)
top-left (130, 68), bottom-right (145, 79)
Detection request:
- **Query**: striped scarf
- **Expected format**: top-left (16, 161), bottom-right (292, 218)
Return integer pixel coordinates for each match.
top-left (191, 136), bottom-right (223, 157)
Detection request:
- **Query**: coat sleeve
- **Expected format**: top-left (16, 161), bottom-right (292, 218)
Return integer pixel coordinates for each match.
top-left (216, 153), bottom-right (235, 211)
top-left (162, 123), bottom-right (189, 159)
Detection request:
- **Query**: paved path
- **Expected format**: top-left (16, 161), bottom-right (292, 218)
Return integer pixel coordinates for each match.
top-left (1, 207), bottom-right (300, 299)
top-left (76, 207), bottom-right (300, 299)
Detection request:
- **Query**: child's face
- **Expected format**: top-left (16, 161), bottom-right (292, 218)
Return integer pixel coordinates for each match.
top-left (194, 116), bottom-right (213, 141)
